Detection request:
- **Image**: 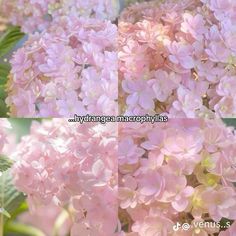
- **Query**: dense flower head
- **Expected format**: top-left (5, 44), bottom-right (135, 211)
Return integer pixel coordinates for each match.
top-left (6, 16), bottom-right (118, 117)
top-left (0, 0), bottom-right (120, 33)
top-left (12, 120), bottom-right (118, 236)
top-left (118, 119), bottom-right (236, 235)
top-left (119, 0), bottom-right (236, 118)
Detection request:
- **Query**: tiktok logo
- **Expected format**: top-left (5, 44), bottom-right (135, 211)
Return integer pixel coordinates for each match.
top-left (173, 222), bottom-right (181, 231)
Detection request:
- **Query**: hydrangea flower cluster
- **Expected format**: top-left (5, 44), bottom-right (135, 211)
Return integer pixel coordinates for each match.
top-left (0, 0), bottom-right (120, 33)
top-left (12, 120), bottom-right (118, 236)
top-left (6, 16), bottom-right (118, 117)
top-left (118, 119), bottom-right (236, 235)
top-left (119, 0), bottom-right (236, 118)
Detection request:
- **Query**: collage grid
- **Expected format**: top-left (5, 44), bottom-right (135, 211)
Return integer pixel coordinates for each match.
top-left (0, 0), bottom-right (235, 236)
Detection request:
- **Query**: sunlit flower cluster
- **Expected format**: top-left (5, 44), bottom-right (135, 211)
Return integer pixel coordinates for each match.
top-left (12, 120), bottom-right (118, 236)
top-left (118, 119), bottom-right (236, 235)
top-left (6, 16), bottom-right (118, 117)
top-left (0, 0), bottom-right (120, 33)
top-left (119, 0), bottom-right (236, 118)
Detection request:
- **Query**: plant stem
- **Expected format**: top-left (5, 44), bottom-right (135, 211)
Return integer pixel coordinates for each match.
top-left (0, 213), bottom-right (3, 236)
top-left (5, 222), bottom-right (46, 236)
top-left (52, 208), bottom-right (70, 236)
top-left (0, 172), bottom-right (5, 236)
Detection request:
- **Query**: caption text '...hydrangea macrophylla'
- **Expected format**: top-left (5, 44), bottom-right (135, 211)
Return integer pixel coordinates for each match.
top-left (118, 119), bottom-right (236, 235)
top-left (119, 0), bottom-right (236, 118)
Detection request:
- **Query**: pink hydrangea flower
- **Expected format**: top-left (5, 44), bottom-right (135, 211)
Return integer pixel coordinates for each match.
top-left (7, 17), bottom-right (117, 117)
top-left (119, 0), bottom-right (236, 118)
top-left (118, 119), bottom-right (236, 235)
top-left (1, 0), bottom-right (120, 33)
top-left (219, 222), bottom-right (236, 236)
top-left (201, 187), bottom-right (236, 222)
top-left (12, 120), bottom-right (118, 235)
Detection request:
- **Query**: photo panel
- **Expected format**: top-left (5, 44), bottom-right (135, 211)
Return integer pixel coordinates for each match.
top-left (118, 0), bottom-right (236, 118)
top-left (0, 1), bottom-right (120, 118)
top-left (0, 119), bottom-right (118, 236)
top-left (118, 119), bottom-right (236, 235)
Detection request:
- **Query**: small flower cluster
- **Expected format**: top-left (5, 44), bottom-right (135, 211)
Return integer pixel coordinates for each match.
top-left (118, 119), bottom-right (236, 235)
top-left (12, 120), bottom-right (118, 236)
top-left (0, 119), bottom-right (11, 153)
top-left (6, 16), bottom-right (118, 117)
top-left (119, 0), bottom-right (236, 118)
top-left (0, 0), bottom-right (120, 33)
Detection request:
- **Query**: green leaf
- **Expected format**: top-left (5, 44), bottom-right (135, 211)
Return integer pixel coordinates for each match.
top-left (0, 208), bottom-right (10, 218)
top-left (0, 26), bottom-right (25, 58)
top-left (0, 84), bottom-right (9, 117)
top-left (0, 99), bottom-right (9, 117)
top-left (0, 63), bottom-right (10, 85)
top-left (222, 118), bottom-right (236, 128)
top-left (6, 201), bottom-right (28, 222)
top-left (4, 222), bottom-right (46, 236)
top-left (219, 218), bottom-right (233, 229)
top-left (0, 85), bottom-right (7, 100)
top-left (0, 170), bottom-right (26, 218)
top-left (0, 155), bottom-right (13, 172)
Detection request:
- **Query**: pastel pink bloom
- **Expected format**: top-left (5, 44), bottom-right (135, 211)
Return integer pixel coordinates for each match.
top-left (132, 215), bottom-right (174, 236)
top-left (122, 79), bottom-right (155, 111)
top-left (203, 122), bottom-right (228, 152)
top-left (7, 17), bottom-right (117, 117)
top-left (11, 48), bottom-right (32, 81)
top-left (9, 89), bottom-right (36, 117)
top-left (207, 147), bottom-right (236, 183)
top-left (141, 128), bottom-right (164, 151)
top-left (70, 222), bottom-right (91, 236)
top-left (217, 76), bottom-right (236, 97)
top-left (207, 0), bottom-right (231, 13)
top-left (168, 41), bottom-right (195, 69)
top-left (219, 222), bottom-right (236, 236)
top-left (137, 170), bottom-right (164, 198)
top-left (173, 87), bottom-right (202, 117)
top-left (214, 97), bottom-right (236, 117)
top-left (150, 70), bottom-right (179, 102)
top-left (119, 43), bottom-right (150, 79)
top-left (1, 0), bottom-right (119, 33)
top-left (119, 137), bottom-right (145, 165)
top-left (181, 13), bottom-right (207, 40)
top-left (118, 120), bottom-right (236, 235)
top-left (56, 91), bottom-right (87, 117)
top-left (162, 127), bottom-right (203, 158)
top-left (118, 0), bottom-right (236, 118)
top-left (119, 175), bottom-right (138, 209)
top-left (158, 165), bottom-right (189, 202)
top-left (205, 41), bottom-right (231, 63)
top-left (201, 187), bottom-right (236, 221)
top-left (12, 121), bottom-right (117, 235)
top-left (221, 19), bottom-right (236, 53)
top-left (171, 186), bottom-right (194, 212)
top-left (196, 61), bottom-right (225, 83)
